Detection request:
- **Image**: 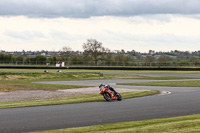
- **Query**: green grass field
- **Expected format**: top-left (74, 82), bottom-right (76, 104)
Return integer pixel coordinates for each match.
top-left (36, 114), bottom-right (200, 133)
top-left (0, 70), bottom-right (196, 91)
top-left (0, 90), bottom-right (159, 109)
top-left (0, 85), bottom-right (17, 92)
top-left (123, 76), bottom-right (198, 80)
top-left (118, 80), bottom-right (200, 87)
top-left (0, 72), bottom-right (104, 91)
top-left (1, 69), bottom-right (200, 74)
top-left (0, 70), bottom-right (160, 108)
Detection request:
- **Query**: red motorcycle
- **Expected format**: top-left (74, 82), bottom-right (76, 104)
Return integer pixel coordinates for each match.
top-left (99, 84), bottom-right (122, 102)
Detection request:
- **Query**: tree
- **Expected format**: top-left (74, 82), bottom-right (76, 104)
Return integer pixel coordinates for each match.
top-left (24, 57), bottom-right (35, 65)
top-left (178, 60), bottom-right (189, 66)
top-left (47, 56), bottom-right (57, 64)
top-left (0, 53), bottom-right (4, 62)
top-left (145, 56), bottom-right (155, 63)
top-left (157, 55), bottom-right (171, 66)
top-left (71, 55), bottom-right (84, 65)
top-left (144, 56), bottom-right (155, 66)
top-left (60, 46), bottom-right (72, 63)
top-left (15, 55), bottom-right (24, 62)
top-left (15, 55), bottom-right (24, 65)
top-left (35, 55), bottom-right (46, 64)
top-left (113, 51), bottom-right (131, 66)
top-left (101, 48), bottom-right (113, 65)
top-left (2, 54), bottom-right (14, 63)
top-left (82, 39), bottom-right (104, 65)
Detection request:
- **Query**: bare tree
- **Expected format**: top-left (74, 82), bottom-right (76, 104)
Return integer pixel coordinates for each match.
top-left (157, 55), bottom-right (171, 66)
top-left (144, 56), bottom-right (155, 66)
top-left (60, 46), bottom-right (72, 63)
top-left (83, 39), bottom-right (104, 65)
top-left (145, 56), bottom-right (155, 63)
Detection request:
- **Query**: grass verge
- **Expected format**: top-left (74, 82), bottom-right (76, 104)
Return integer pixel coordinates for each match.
top-left (119, 76), bottom-right (198, 80)
top-left (2, 69), bottom-right (200, 74)
top-left (0, 90), bottom-right (159, 109)
top-left (0, 72), bottom-right (105, 91)
top-left (0, 71), bottom-right (195, 91)
top-left (0, 85), bottom-right (18, 92)
top-left (35, 114), bottom-right (200, 133)
top-left (118, 80), bottom-right (200, 87)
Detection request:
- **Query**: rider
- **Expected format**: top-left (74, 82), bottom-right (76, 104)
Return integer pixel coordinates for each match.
top-left (99, 84), bottom-right (105, 90)
top-left (99, 84), bottom-right (117, 96)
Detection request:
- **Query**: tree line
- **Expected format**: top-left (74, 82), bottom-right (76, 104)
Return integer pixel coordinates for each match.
top-left (1, 39), bottom-right (200, 67)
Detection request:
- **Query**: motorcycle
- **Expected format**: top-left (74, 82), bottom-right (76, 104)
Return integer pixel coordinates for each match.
top-left (99, 84), bottom-right (122, 102)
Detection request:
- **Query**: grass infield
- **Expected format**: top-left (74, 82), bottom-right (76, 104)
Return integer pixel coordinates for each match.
top-left (118, 80), bottom-right (200, 87)
top-left (35, 114), bottom-right (200, 133)
top-left (2, 69), bottom-right (200, 74)
top-left (0, 71), bottom-right (196, 92)
top-left (0, 90), bottom-right (159, 109)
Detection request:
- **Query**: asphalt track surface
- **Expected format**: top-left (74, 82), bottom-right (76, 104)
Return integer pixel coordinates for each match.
top-left (1, 73), bottom-right (200, 133)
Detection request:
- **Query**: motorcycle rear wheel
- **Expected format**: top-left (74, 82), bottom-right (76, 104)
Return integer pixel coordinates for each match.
top-left (103, 92), bottom-right (111, 101)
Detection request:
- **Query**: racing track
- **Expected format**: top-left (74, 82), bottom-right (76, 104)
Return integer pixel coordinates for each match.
top-left (1, 73), bottom-right (200, 133)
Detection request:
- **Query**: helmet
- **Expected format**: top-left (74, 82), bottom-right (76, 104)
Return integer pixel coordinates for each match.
top-left (105, 85), bottom-right (110, 88)
top-left (99, 84), bottom-right (104, 88)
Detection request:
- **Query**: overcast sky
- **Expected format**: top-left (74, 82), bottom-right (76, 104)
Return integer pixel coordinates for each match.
top-left (1, 0), bottom-right (200, 52)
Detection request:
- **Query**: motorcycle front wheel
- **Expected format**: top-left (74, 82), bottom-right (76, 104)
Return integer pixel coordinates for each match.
top-left (103, 92), bottom-right (111, 101)
top-left (116, 93), bottom-right (122, 101)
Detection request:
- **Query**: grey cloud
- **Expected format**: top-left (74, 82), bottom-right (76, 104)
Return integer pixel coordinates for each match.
top-left (0, 0), bottom-right (200, 18)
